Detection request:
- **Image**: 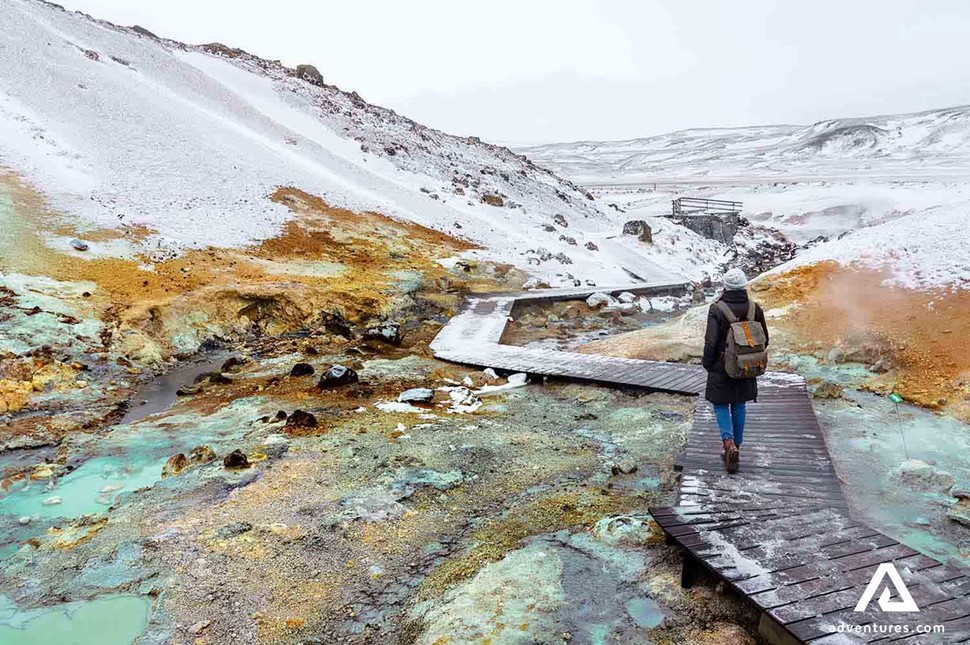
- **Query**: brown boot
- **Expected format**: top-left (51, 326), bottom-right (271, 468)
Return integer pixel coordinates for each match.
top-left (722, 439), bottom-right (739, 474)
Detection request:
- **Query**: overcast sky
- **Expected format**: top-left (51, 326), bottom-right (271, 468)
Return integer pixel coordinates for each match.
top-left (61, 0), bottom-right (970, 143)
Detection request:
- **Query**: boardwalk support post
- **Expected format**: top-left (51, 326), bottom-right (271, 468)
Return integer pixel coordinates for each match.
top-left (681, 552), bottom-right (702, 588)
top-left (758, 613), bottom-right (802, 645)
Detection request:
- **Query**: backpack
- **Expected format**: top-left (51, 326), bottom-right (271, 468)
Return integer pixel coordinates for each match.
top-left (715, 299), bottom-right (768, 379)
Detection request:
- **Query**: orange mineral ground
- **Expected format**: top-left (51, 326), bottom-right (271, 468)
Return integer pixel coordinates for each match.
top-left (581, 261), bottom-right (970, 421)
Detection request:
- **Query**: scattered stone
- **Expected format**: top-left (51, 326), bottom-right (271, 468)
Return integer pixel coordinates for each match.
top-left (189, 445), bottom-right (216, 464)
top-left (622, 220), bottom-right (652, 243)
top-left (221, 356), bottom-right (248, 372)
top-left (586, 292), bottom-right (617, 309)
top-left (364, 322), bottom-right (402, 346)
top-left (176, 383), bottom-right (201, 396)
top-left (948, 503), bottom-right (970, 528)
top-left (398, 388), bottom-right (435, 404)
top-left (894, 459), bottom-right (956, 492)
top-left (584, 241), bottom-right (598, 251)
top-left (481, 194), bottom-right (504, 207)
top-left (593, 515), bottom-right (656, 546)
top-left (611, 459), bottom-right (638, 475)
top-left (812, 381), bottom-right (844, 399)
top-left (290, 363), bottom-right (315, 377)
top-left (950, 481), bottom-right (970, 499)
top-left (553, 213), bottom-right (568, 227)
top-left (162, 453), bottom-right (188, 477)
top-left (559, 235), bottom-right (577, 245)
top-left (320, 310), bottom-right (354, 339)
top-left (285, 409), bottom-right (318, 429)
top-left (213, 522), bottom-right (253, 540)
top-left (617, 292), bottom-right (637, 304)
top-left (69, 238), bottom-right (90, 251)
top-left (223, 450), bottom-right (250, 470)
top-left (18, 516), bottom-right (31, 526)
top-left (482, 368), bottom-right (499, 381)
top-left (522, 278), bottom-right (551, 290)
top-left (318, 365), bottom-right (359, 389)
top-left (42, 496), bottom-right (62, 506)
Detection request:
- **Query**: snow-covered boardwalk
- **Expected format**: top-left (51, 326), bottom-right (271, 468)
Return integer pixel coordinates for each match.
top-left (431, 284), bottom-right (970, 644)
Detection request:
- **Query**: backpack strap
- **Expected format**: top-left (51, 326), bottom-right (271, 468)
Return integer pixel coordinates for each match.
top-left (746, 300), bottom-right (756, 322)
top-left (714, 300), bottom-right (738, 323)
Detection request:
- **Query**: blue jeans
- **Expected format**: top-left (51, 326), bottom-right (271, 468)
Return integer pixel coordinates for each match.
top-left (714, 403), bottom-right (746, 445)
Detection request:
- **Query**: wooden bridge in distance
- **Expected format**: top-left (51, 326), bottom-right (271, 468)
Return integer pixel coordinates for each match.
top-left (430, 282), bottom-right (970, 644)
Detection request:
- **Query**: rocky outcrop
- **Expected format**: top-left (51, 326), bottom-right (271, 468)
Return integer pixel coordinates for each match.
top-left (294, 64), bottom-right (324, 87)
top-left (622, 220), bottom-right (652, 243)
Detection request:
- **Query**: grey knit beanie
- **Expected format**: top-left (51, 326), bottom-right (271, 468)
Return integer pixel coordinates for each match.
top-left (722, 268), bottom-right (748, 291)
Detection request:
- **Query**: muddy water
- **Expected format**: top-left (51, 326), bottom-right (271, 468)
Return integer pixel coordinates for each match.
top-left (121, 352), bottom-right (233, 425)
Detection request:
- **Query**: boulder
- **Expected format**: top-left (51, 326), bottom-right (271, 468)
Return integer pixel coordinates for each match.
top-left (318, 365), bottom-right (359, 389)
top-left (622, 220), bottom-right (652, 243)
top-left (585, 292), bottom-right (617, 309)
top-left (162, 453), bottom-right (188, 477)
top-left (290, 363), bottom-right (315, 377)
top-left (584, 241), bottom-right (598, 251)
top-left (189, 445), bottom-right (216, 464)
top-left (285, 409), bottom-right (318, 429)
top-left (617, 292), bottom-right (637, 304)
top-left (223, 450), bottom-right (250, 469)
top-left (398, 388), bottom-right (435, 404)
top-left (812, 381), bottom-right (844, 399)
top-left (364, 322), bottom-right (402, 346)
top-left (295, 64), bottom-right (324, 86)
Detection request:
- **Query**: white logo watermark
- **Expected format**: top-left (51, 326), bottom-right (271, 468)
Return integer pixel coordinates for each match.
top-left (836, 563), bottom-right (945, 637)
top-left (854, 563), bottom-right (919, 613)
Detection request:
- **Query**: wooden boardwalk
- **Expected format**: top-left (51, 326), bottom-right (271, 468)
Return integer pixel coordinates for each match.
top-left (430, 283), bottom-right (970, 644)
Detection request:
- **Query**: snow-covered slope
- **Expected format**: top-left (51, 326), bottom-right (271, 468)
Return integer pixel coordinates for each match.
top-left (518, 107), bottom-right (970, 289)
top-left (0, 0), bottom-right (679, 287)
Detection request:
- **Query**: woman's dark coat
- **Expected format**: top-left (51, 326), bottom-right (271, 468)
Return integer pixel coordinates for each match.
top-left (702, 289), bottom-right (769, 405)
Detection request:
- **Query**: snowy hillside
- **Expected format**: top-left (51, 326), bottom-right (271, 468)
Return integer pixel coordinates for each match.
top-left (518, 107), bottom-right (970, 184)
top-left (0, 0), bottom-right (677, 287)
top-left (518, 107), bottom-right (970, 289)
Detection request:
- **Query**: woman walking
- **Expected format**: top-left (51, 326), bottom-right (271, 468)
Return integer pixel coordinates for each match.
top-left (702, 268), bottom-right (769, 473)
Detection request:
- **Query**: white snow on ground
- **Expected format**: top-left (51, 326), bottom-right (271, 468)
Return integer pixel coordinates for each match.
top-left (0, 0), bottom-right (684, 287)
top-left (518, 106), bottom-right (970, 288)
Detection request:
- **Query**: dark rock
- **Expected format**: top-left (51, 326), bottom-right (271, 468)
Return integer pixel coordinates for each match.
top-left (540, 224), bottom-right (556, 232)
top-left (176, 384), bottom-right (201, 396)
top-left (130, 25), bottom-right (159, 39)
top-left (584, 241), bottom-right (598, 251)
top-left (189, 445), bottom-right (216, 464)
top-left (318, 365), bottom-right (359, 389)
top-left (162, 453), bottom-right (188, 477)
top-left (223, 450), bottom-right (250, 469)
top-left (320, 310), bottom-right (353, 339)
top-left (83, 50), bottom-right (99, 61)
top-left (559, 235), bottom-right (577, 246)
top-left (295, 64), bottom-right (324, 86)
top-left (364, 322), bottom-right (402, 346)
top-left (213, 521), bottom-right (253, 540)
top-left (622, 220), bottom-right (652, 243)
top-left (286, 409), bottom-right (318, 429)
top-left (290, 363), bottom-right (315, 377)
top-left (398, 388), bottom-right (434, 404)
top-left (193, 371), bottom-right (231, 385)
top-left (553, 213), bottom-right (568, 228)
top-left (70, 238), bottom-right (90, 251)
top-left (274, 410), bottom-right (289, 422)
top-left (221, 356), bottom-right (246, 372)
